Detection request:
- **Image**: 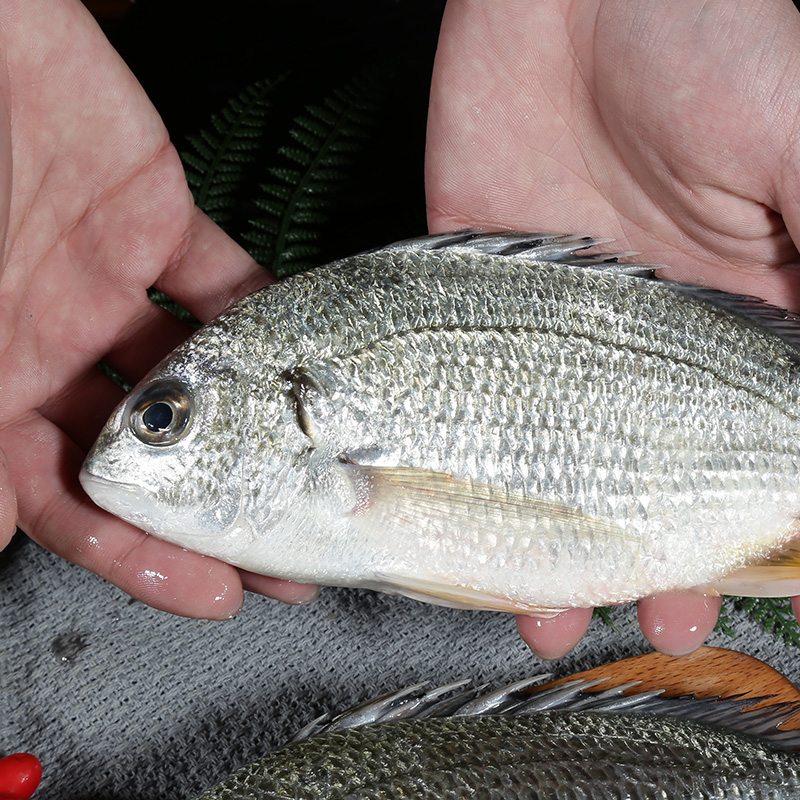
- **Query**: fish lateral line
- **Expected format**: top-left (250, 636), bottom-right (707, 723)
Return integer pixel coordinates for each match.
top-left (291, 319), bottom-right (800, 425)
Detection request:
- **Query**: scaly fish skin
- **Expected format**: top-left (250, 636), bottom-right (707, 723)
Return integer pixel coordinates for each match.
top-left (80, 233), bottom-right (800, 613)
top-left (195, 714), bottom-right (800, 799)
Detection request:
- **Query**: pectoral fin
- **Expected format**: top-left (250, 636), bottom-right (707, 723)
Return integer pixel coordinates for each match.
top-left (706, 539), bottom-right (800, 597)
top-left (339, 462), bottom-right (630, 614)
top-left (341, 462), bottom-right (629, 540)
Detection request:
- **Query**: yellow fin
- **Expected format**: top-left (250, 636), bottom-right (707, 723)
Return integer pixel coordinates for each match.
top-left (706, 540), bottom-right (800, 597)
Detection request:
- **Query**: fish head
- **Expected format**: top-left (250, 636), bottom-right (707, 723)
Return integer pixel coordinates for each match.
top-left (79, 346), bottom-right (259, 559)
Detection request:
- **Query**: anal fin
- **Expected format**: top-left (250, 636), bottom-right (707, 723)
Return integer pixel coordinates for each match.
top-left (370, 571), bottom-right (566, 617)
top-left (706, 538), bottom-right (800, 597)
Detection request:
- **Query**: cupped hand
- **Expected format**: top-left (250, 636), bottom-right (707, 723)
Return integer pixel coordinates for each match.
top-left (0, 0), bottom-right (317, 616)
top-left (426, 0), bottom-right (800, 657)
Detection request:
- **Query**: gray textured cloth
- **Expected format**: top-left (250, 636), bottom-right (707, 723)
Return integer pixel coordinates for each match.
top-left (2, 531), bottom-right (799, 800)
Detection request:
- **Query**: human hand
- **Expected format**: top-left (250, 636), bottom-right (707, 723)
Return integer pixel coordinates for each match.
top-left (426, 0), bottom-right (800, 657)
top-left (0, 0), bottom-right (317, 617)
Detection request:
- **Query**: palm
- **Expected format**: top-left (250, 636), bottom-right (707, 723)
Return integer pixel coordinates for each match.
top-left (428, 0), bottom-right (800, 302)
top-left (0, 0), bottom-right (313, 615)
top-left (426, 0), bottom-right (800, 655)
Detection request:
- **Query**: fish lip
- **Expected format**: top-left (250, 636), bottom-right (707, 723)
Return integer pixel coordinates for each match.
top-left (79, 466), bottom-right (144, 507)
top-left (78, 466), bottom-right (161, 532)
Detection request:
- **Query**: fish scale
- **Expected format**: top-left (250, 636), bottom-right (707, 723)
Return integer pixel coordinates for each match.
top-left (80, 232), bottom-right (800, 613)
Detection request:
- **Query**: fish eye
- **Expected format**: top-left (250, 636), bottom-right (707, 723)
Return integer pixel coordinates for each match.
top-left (127, 380), bottom-right (193, 446)
top-left (142, 401), bottom-right (175, 433)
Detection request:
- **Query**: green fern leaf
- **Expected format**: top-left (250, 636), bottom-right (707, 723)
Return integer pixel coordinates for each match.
top-left (717, 596), bottom-right (800, 648)
top-left (147, 288), bottom-right (198, 326)
top-left (182, 76), bottom-right (286, 230)
top-left (245, 68), bottom-right (386, 278)
top-left (592, 606), bottom-right (621, 633)
top-left (714, 598), bottom-right (737, 639)
top-left (97, 361), bottom-right (131, 392)
top-left (152, 77), bottom-right (286, 322)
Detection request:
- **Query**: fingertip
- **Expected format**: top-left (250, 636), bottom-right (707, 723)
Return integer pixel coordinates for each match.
top-left (637, 591), bottom-right (722, 656)
top-left (791, 595), bottom-right (800, 625)
top-left (516, 607), bottom-right (593, 661)
top-left (126, 548), bottom-right (246, 620)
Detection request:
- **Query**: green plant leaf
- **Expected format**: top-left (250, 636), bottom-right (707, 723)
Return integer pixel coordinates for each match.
top-left (147, 288), bottom-right (198, 326)
top-left (714, 598), bottom-right (737, 639)
top-left (592, 605), bottom-right (621, 633)
top-left (245, 68), bottom-right (387, 278)
top-left (715, 596), bottom-right (800, 648)
top-left (153, 77), bottom-right (288, 322)
top-left (182, 76), bottom-right (286, 230)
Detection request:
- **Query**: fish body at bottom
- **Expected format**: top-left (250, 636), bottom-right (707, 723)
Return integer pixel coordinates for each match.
top-left (193, 682), bottom-right (800, 799)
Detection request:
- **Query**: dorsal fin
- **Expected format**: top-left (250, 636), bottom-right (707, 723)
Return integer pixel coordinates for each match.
top-left (382, 230), bottom-right (800, 351)
top-left (664, 282), bottom-right (800, 352)
top-left (381, 230), bottom-right (658, 276)
top-left (289, 647), bottom-right (800, 750)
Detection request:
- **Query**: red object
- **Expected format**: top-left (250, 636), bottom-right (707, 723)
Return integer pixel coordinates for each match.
top-left (0, 754), bottom-right (42, 799)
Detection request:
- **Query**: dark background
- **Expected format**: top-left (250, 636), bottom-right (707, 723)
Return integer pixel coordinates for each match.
top-left (84, 0), bottom-right (448, 263)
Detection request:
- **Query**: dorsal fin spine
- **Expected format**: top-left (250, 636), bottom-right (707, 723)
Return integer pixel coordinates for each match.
top-left (289, 675), bottom-right (800, 751)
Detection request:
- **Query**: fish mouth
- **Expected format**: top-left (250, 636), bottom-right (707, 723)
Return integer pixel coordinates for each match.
top-left (79, 467), bottom-right (163, 533)
top-left (79, 465), bottom-right (256, 559)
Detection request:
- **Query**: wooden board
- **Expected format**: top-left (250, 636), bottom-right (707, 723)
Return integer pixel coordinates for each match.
top-left (535, 646), bottom-right (800, 730)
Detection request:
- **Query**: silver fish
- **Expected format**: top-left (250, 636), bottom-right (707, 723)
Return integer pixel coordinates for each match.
top-left (191, 663), bottom-right (800, 799)
top-left (80, 232), bottom-right (800, 614)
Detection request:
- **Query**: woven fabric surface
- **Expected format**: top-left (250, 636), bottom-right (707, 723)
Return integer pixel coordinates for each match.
top-left (3, 531), bottom-right (800, 799)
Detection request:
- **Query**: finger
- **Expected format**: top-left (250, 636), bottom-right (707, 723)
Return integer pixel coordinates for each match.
top-left (159, 208), bottom-right (275, 324)
top-left (0, 444), bottom-right (17, 551)
top-left (2, 411), bottom-right (244, 619)
top-left (37, 366), bottom-right (127, 452)
top-left (239, 570), bottom-right (319, 605)
top-left (637, 592), bottom-right (722, 656)
top-left (101, 300), bottom-right (195, 385)
top-left (516, 607), bottom-right (593, 661)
